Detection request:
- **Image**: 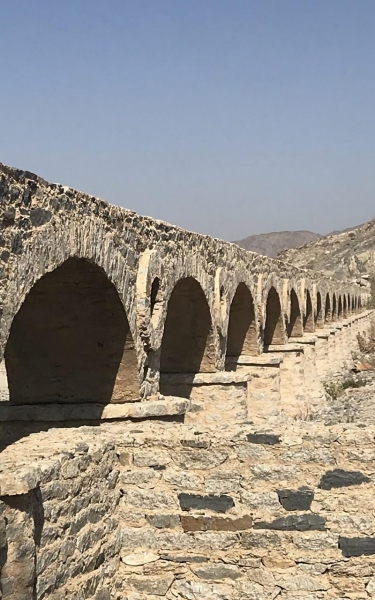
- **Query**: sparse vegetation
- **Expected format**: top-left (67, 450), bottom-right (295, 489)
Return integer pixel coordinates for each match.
top-left (324, 377), bottom-right (367, 400)
top-left (357, 332), bottom-right (375, 354)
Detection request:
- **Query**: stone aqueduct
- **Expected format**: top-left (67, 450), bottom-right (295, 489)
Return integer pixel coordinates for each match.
top-left (2, 163), bottom-right (375, 600)
top-left (0, 162), bottom-right (370, 430)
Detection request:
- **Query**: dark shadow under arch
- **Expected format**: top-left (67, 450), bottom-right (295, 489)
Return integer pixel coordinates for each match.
top-left (226, 283), bottom-right (258, 359)
top-left (315, 291), bottom-right (323, 327)
top-left (332, 294), bottom-right (337, 321)
top-left (325, 293), bottom-right (331, 322)
top-left (287, 289), bottom-right (303, 337)
top-left (304, 289), bottom-right (314, 332)
top-left (263, 287), bottom-right (285, 346)
top-left (338, 296), bottom-right (343, 320)
top-left (160, 277), bottom-right (215, 374)
top-left (5, 258), bottom-right (139, 405)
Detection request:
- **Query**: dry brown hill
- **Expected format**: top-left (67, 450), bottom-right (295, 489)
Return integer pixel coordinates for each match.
top-left (278, 219), bottom-right (375, 280)
top-left (233, 230), bottom-right (321, 258)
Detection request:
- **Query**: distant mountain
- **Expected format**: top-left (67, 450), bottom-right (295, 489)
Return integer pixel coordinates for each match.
top-left (278, 219), bottom-right (375, 280)
top-left (233, 230), bottom-right (321, 258)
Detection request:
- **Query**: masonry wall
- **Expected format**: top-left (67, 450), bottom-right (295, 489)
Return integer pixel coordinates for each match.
top-left (0, 434), bottom-right (121, 600)
top-left (0, 162), bottom-right (366, 400)
top-left (2, 420), bottom-right (375, 599)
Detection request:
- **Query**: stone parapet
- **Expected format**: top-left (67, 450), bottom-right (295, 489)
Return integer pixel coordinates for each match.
top-left (2, 420), bottom-right (375, 598)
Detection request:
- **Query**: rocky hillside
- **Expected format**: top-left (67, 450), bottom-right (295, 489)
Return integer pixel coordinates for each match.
top-left (278, 219), bottom-right (375, 280)
top-left (233, 230), bottom-right (320, 258)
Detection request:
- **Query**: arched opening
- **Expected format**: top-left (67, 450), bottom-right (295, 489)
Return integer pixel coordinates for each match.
top-left (226, 283), bottom-right (258, 360)
top-left (287, 289), bottom-right (303, 337)
top-left (303, 289), bottom-right (314, 332)
top-left (150, 277), bottom-right (160, 316)
top-left (5, 258), bottom-right (139, 405)
top-left (263, 287), bottom-right (284, 346)
top-left (332, 294), bottom-right (337, 321)
top-left (343, 295), bottom-right (348, 318)
top-left (325, 293), bottom-right (331, 323)
top-left (315, 291), bottom-right (323, 327)
top-left (338, 296), bottom-right (343, 320)
top-left (160, 277), bottom-right (215, 374)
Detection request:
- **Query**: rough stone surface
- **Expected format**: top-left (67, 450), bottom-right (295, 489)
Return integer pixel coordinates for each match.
top-left (339, 536), bottom-right (375, 557)
top-left (319, 468), bottom-right (371, 490)
top-left (1, 420), bottom-right (375, 598)
top-left (0, 162), bottom-right (372, 598)
top-left (254, 513), bottom-right (326, 532)
top-left (247, 432), bottom-right (281, 445)
top-left (277, 487), bottom-right (314, 511)
top-left (178, 493), bottom-right (234, 513)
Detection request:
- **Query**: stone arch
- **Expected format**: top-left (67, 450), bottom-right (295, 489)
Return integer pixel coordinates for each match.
top-left (160, 277), bottom-right (215, 374)
top-left (315, 291), bottom-right (323, 327)
top-left (303, 289), bottom-right (314, 332)
top-left (287, 289), bottom-right (303, 337)
top-left (5, 258), bottom-right (140, 405)
top-left (226, 283), bottom-right (258, 359)
top-left (325, 293), bottom-right (331, 322)
top-left (263, 287), bottom-right (285, 346)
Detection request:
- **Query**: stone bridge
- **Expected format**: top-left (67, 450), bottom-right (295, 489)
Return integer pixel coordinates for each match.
top-left (0, 162), bottom-right (371, 438)
top-left (1, 163), bottom-right (375, 600)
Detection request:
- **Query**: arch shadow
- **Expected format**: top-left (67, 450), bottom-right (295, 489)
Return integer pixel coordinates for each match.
top-left (303, 289), bottom-right (314, 332)
top-left (1, 257), bottom-right (140, 448)
top-left (4, 257), bottom-right (139, 405)
top-left (315, 291), bottom-right (323, 327)
top-left (287, 289), bottom-right (303, 337)
top-left (226, 283), bottom-right (258, 370)
top-left (263, 287), bottom-right (285, 348)
top-left (159, 277), bottom-right (215, 398)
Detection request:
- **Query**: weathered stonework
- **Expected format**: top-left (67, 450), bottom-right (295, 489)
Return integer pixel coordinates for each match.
top-left (0, 162), bottom-right (374, 598)
top-left (2, 421), bottom-right (375, 598)
top-left (0, 162), bottom-right (369, 429)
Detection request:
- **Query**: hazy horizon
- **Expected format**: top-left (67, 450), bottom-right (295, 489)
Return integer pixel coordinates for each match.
top-left (1, 1), bottom-right (375, 242)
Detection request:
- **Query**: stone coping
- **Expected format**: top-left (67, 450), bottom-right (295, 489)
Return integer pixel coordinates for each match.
top-left (264, 344), bottom-right (305, 353)
top-left (0, 397), bottom-right (188, 422)
top-left (159, 371), bottom-right (252, 385)
top-left (1, 419), bottom-right (375, 496)
top-left (288, 335), bottom-right (317, 344)
top-left (226, 355), bottom-right (282, 367)
top-left (315, 331), bottom-right (330, 339)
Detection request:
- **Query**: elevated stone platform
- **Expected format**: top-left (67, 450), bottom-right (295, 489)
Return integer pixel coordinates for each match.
top-left (2, 419), bottom-right (375, 598)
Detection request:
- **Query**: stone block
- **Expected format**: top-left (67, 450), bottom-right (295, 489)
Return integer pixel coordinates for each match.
top-left (178, 493), bottom-right (234, 513)
top-left (254, 514), bottom-right (325, 532)
top-left (241, 531), bottom-right (284, 549)
top-left (160, 554), bottom-right (209, 563)
top-left (247, 432), bottom-right (281, 445)
top-left (277, 488), bottom-right (314, 511)
top-left (319, 468), bottom-right (370, 490)
top-left (172, 449), bottom-right (229, 470)
top-left (193, 564), bottom-right (242, 580)
top-left (339, 536), bottom-right (375, 557)
top-left (180, 515), bottom-right (253, 532)
top-left (147, 514), bottom-right (180, 529)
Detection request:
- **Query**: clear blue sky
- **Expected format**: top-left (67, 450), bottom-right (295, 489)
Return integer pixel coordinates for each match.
top-left (1, 1), bottom-right (375, 240)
